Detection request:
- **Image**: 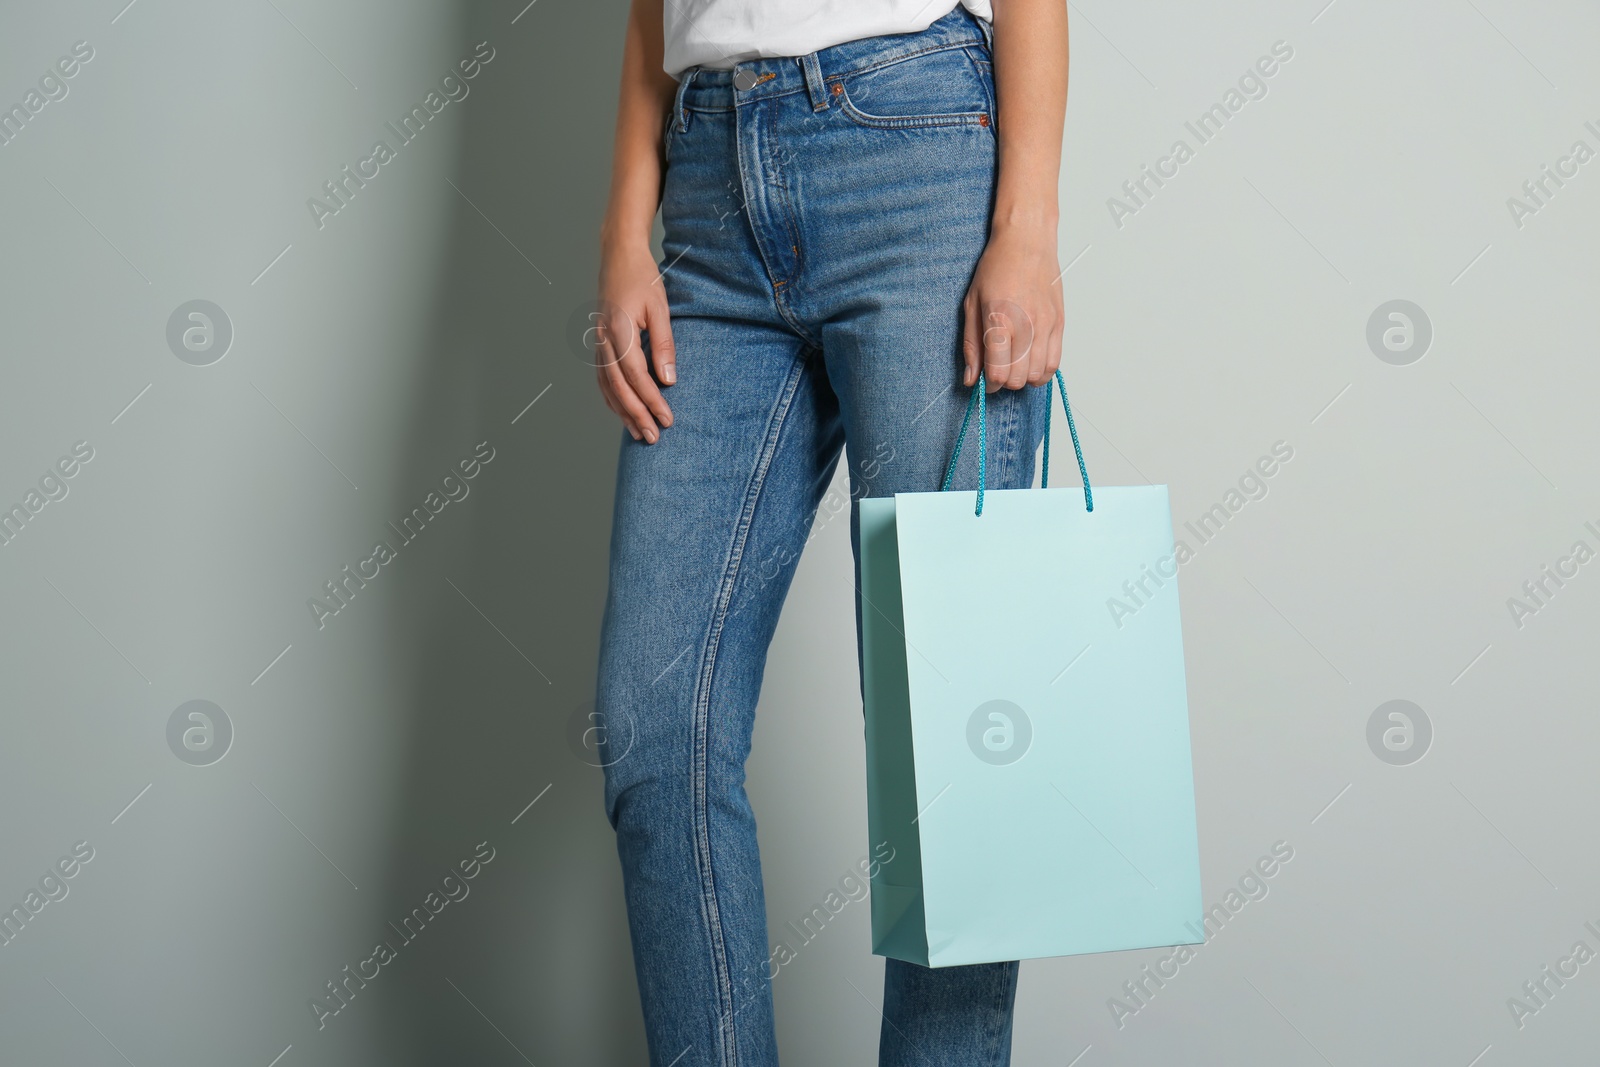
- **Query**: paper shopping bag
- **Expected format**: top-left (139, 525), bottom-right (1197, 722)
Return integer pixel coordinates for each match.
top-left (859, 371), bottom-right (1203, 967)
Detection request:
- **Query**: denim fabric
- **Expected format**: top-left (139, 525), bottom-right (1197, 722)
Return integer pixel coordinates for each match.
top-left (596, 8), bottom-right (1045, 1065)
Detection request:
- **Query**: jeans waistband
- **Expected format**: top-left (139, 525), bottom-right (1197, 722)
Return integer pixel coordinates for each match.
top-left (675, 6), bottom-right (991, 114)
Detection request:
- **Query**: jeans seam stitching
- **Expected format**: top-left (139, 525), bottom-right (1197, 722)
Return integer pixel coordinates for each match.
top-left (733, 106), bottom-right (818, 348)
top-left (994, 392), bottom-right (1019, 488)
top-left (688, 348), bottom-right (809, 1067)
top-left (765, 104), bottom-right (810, 320)
top-left (966, 45), bottom-right (998, 119)
top-left (993, 962), bottom-right (1016, 1058)
top-left (830, 39), bottom-right (985, 83)
top-left (835, 93), bottom-right (989, 130)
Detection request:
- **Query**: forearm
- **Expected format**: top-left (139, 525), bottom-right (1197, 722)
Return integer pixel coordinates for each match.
top-left (601, 0), bottom-right (678, 254)
top-left (988, 0), bottom-right (1069, 232)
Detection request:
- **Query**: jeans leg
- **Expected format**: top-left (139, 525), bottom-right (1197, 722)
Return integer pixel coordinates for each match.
top-left (817, 303), bottom-right (1047, 1064)
top-left (820, 248), bottom-right (1050, 1067)
top-left (851, 377), bottom-right (1045, 1067)
top-left (879, 957), bottom-right (1020, 1067)
top-left (597, 317), bottom-right (844, 1067)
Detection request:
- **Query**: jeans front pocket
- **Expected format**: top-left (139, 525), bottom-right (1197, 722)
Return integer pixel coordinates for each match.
top-left (832, 45), bottom-right (994, 131)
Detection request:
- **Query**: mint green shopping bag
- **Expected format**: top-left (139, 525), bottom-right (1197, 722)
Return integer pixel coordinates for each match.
top-left (860, 371), bottom-right (1202, 967)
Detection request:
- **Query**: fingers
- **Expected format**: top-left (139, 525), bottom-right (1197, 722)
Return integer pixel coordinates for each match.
top-left (619, 344), bottom-right (672, 442)
top-left (605, 358), bottom-right (660, 443)
top-left (1045, 283), bottom-right (1065, 380)
top-left (597, 320), bottom-right (661, 444)
top-left (1042, 322), bottom-right (1063, 383)
top-left (646, 297), bottom-right (678, 386)
top-left (974, 294), bottom-right (1062, 391)
top-left (597, 367), bottom-right (645, 442)
top-left (623, 307), bottom-right (674, 430)
top-left (594, 301), bottom-right (674, 445)
top-left (592, 314), bottom-right (645, 442)
top-left (982, 310), bottom-right (1012, 392)
top-left (1025, 310), bottom-right (1050, 386)
top-left (985, 307), bottom-right (1033, 392)
top-left (964, 292), bottom-right (1032, 392)
top-left (961, 293), bottom-right (983, 388)
top-left (1028, 292), bottom-right (1062, 386)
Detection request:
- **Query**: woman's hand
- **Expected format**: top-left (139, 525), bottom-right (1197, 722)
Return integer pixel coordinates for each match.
top-left (595, 242), bottom-right (675, 443)
top-left (961, 221), bottom-right (1063, 392)
top-left (966, 0), bottom-right (1070, 392)
top-left (595, 0), bottom-right (678, 443)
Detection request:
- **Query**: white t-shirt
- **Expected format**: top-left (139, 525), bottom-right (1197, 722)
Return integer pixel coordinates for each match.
top-left (663, 0), bottom-right (993, 79)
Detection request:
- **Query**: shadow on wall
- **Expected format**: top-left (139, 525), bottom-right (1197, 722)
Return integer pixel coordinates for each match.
top-left (357, 1), bottom-right (641, 1062)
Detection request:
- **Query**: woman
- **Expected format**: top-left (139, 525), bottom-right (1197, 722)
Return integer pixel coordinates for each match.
top-left (591, 1), bottom-right (1069, 1063)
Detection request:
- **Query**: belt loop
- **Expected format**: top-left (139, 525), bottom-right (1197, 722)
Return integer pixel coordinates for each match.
top-left (976, 14), bottom-right (994, 52)
top-left (672, 70), bottom-right (692, 132)
top-left (799, 52), bottom-right (828, 111)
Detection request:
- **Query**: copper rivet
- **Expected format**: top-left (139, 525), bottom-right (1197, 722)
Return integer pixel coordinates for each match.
top-left (978, 114), bottom-right (990, 126)
top-left (831, 83), bottom-right (843, 95)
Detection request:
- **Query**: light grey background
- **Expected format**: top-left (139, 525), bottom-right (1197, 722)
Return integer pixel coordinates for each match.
top-left (1, 0), bottom-right (1596, 1064)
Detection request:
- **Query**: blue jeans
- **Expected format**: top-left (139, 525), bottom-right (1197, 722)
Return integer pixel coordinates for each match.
top-left (596, 8), bottom-right (1045, 1065)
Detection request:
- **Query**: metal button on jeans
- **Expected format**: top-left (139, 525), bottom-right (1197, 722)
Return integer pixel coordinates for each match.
top-left (732, 68), bottom-right (758, 91)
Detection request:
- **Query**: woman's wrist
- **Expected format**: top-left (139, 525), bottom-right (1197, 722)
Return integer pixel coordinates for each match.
top-left (600, 215), bottom-right (656, 258)
top-left (989, 200), bottom-right (1059, 235)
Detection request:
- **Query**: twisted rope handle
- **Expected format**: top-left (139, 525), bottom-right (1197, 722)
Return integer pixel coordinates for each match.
top-left (940, 369), bottom-right (1093, 516)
